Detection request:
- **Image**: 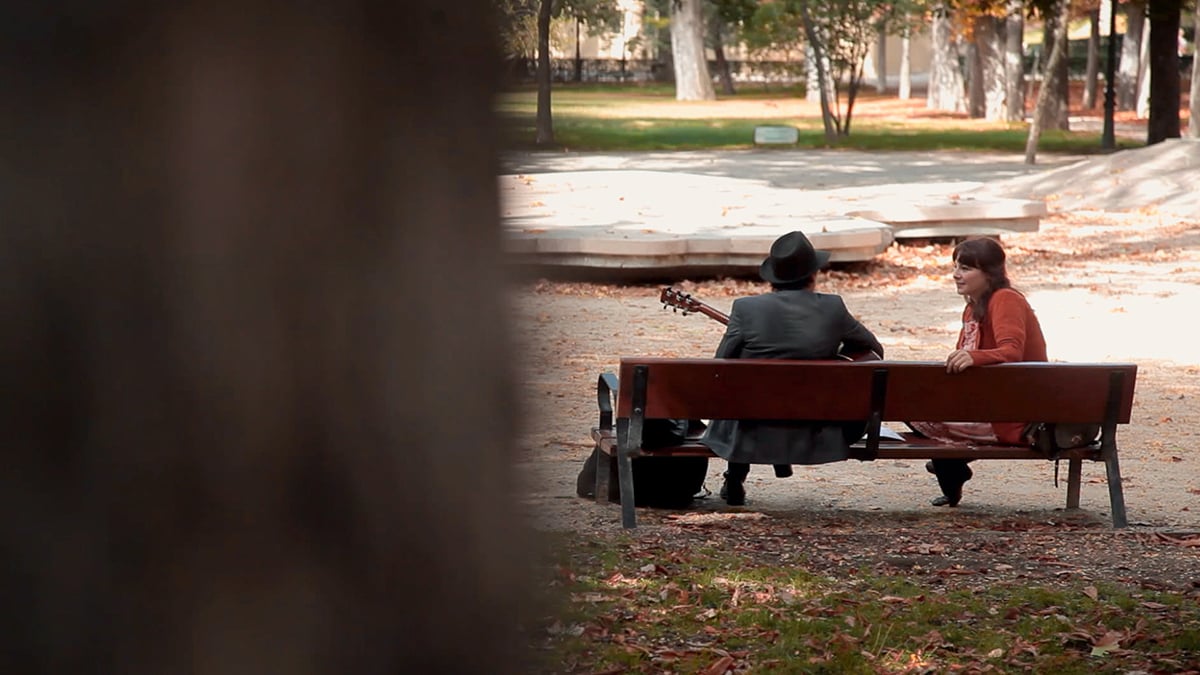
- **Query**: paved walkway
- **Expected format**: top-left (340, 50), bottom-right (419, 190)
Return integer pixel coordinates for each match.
top-left (501, 149), bottom-right (1084, 279)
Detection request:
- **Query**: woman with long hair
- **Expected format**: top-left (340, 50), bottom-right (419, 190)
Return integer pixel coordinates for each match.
top-left (911, 237), bottom-right (1048, 507)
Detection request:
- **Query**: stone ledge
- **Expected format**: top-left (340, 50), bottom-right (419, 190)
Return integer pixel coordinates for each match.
top-left (845, 196), bottom-right (1047, 239)
top-left (500, 170), bottom-right (1047, 277)
top-left (504, 216), bottom-right (895, 266)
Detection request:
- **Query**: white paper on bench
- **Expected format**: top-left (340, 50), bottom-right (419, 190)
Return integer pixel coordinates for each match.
top-left (861, 425), bottom-right (907, 443)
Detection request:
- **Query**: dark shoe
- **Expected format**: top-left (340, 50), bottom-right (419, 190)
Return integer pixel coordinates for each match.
top-left (925, 460), bottom-right (936, 474)
top-left (931, 465), bottom-right (973, 507)
top-left (720, 473), bottom-right (746, 506)
top-left (774, 464), bottom-right (793, 478)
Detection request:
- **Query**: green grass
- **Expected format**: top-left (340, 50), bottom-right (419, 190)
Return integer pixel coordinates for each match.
top-left (497, 86), bottom-right (1143, 154)
top-left (528, 532), bottom-right (1200, 674)
top-left (502, 115), bottom-right (1106, 152)
top-left (507, 116), bottom-right (770, 151)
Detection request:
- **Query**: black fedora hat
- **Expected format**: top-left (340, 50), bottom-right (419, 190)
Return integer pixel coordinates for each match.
top-left (759, 231), bottom-right (831, 284)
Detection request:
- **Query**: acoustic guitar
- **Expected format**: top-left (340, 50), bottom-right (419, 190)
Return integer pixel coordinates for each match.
top-left (659, 287), bottom-right (881, 362)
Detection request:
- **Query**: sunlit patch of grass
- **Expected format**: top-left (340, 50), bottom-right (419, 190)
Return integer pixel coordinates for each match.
top-left (500, 113), bottom-right (1127, 153)
top-left (529, 533), bottom-right (1200, 674)
top-left (497, 86), bottom-right (1145, 154)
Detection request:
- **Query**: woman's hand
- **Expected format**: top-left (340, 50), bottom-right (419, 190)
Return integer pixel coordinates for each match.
top-left (946, 349), bottom-right (975, 374)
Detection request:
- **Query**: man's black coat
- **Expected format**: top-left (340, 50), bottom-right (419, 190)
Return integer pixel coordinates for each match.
top-left (700, 289), bottom-right (884, 465)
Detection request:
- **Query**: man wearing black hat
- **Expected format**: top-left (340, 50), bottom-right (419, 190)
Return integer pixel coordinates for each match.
top-left (700, 230), bottom-right (884, 505)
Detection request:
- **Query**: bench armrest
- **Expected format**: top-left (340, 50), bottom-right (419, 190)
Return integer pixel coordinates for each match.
top-left (596, 372), bottom-right (618, 432)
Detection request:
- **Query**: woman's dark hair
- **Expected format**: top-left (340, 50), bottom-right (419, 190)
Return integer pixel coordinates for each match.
top-left (953, 237), bottom-right (1011, 321)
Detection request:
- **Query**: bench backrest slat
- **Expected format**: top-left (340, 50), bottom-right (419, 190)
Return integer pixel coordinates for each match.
top-left (616, 359), bottom-right (1136, 424)
top-left (877, 361), bottom-right (1135, 423)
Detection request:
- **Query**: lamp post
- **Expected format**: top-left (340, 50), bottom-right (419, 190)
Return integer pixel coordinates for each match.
top-left (620, 13), bottom-right (627, 82)
top-left (574, 18), bottom-right (582, 83)
top-left (1102, 0), bottom-right (1118, 150)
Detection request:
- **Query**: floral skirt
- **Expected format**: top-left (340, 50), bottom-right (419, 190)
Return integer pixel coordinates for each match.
top-left (907, 421), bottom-right (997, 445)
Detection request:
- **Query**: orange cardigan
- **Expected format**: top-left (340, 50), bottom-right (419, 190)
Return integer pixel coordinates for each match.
top-left (957, 288), bottom-right (1048, 443)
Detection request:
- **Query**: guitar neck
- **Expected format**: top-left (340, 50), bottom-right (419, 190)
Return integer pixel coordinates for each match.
top-left (660, 287), bottom-right (729, 325)
top-left (691, 303), bottom-right (729, 325)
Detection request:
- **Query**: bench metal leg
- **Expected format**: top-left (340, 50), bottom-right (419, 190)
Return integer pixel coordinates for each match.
top-left (1099, 373), bottom-right (1129, 528)
top-left (618, 448), bottom-right (637, 528)
top-left (1104, 451), bottom-right (1128, 528)
top-left (594, 447), bottom-right (609, 506)
top-left (618, 365), bottom-right (648, 529)
top-left (1065, 458), bottom-right (1082, 509)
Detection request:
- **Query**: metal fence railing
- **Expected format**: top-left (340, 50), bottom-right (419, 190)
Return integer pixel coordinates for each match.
top-left (503, 39), bottom-right (1191, 88)
top-left (503, 58), bottom-right (806, 85)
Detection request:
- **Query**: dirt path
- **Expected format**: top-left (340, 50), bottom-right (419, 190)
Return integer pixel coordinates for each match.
top-left (512, 211), bottom-right (1200, 538)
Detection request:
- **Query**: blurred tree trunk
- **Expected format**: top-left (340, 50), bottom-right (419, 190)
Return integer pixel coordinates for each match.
top-left (671, 0), bottom-right (716, 100)
top-left (711, 19), bottom-right (736, 95)
top-left (806, 42), bottom-right (824, 103)
top-left (1146, 0), bottom-right (1183, 143)
top-left (968, 36), bottom-right (983, 117)
top-left (928, 4), bottom-right (967, 112)
top-left (899, 22), bottom-right (913, 99)
top-left (799, 1), bottom-right (840, 141)
top-left (875, 24), bottom-right (888, 93)
top-left (1004, 0), bottom-right (1026, 120)
top-left (969, 14), bottom-right (1007, 120)
top-left (1083, 8), bottom-right (1101, 108)
top-left (1027, 0), bottom-right (1071, 163)
top-left (1137, 12), bottom-right (1154, 116)
top-left (0, 2), bottom-right (529, 673)
top-left (536, 0), bottom-right (555, 143)
top-left (574, 19), bottom-right (584, 82)
top-left (1117, 3), bottom-right (1146, 109)
top-left (1189, 0), bottom-right (1200, 137)
top-left (1038, 6), bottom-right (1071, 130)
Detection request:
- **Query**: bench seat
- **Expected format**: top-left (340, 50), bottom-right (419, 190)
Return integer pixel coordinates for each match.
top-left (591, 427), bottom-right (1109, 462)
top-left (589, 359), bottom-right (1137, 528)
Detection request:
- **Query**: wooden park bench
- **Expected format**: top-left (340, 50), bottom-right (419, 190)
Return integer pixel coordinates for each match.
top-left (589, 358), bottom-right (1138, 529)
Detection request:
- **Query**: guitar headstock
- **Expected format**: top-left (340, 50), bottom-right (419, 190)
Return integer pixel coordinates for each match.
top-left (660, 287), bottom-right (703, 315)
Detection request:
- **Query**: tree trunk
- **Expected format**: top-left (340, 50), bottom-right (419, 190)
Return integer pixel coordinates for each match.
top-left (1137, 15), bottom-right (1153, 116)
top-left (968, 38), bottom-right (984, 118)
top-left (711, 20), bottom-right (736, 95)
top-left (1083, 8), bottom-right (1101, 108)
top-left (973, 14), bottom-right (1007, 120)
top-left (1189, 0), bottom-right (1200, 137)
top-left (805, 43), bottom-right (823, 103)
top-left (799, 5), bottom-right (840, 141)
top-left (1117, 4), bottom-right (1146, 109)
top-left (0, 2), bottom-right (528, 673)
top-left (1103, 0), bottom-right (1121, 148)
top-left (1038, 9), bottom-right (1071, 131)
top-left (875, 24), bottom-right (888, 93)
top-left (574, 19), bottom-right (583, 83)
top-left (1004, 0), bottom-right (1026, 120)
top-left (1146, 0), bottom-right (1183, 143)
top-left (1027, 0), bottom-right (1071, 163)
top-left (536, 0), bottom-right (554, 143)
top-left (927, 5), bottom-right (967, 112)
top-left (670, 0), bottom-right (715, 101)
top-left (899, 24), bottom-right (913, 100)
